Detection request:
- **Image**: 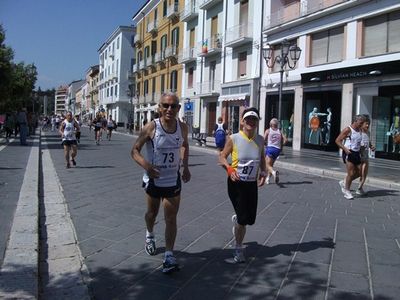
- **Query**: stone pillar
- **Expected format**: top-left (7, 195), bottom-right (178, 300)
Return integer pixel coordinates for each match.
top-left (292, 86), bottom-right (303, 151)
top-left (341, 83), bottom-right (354, 131)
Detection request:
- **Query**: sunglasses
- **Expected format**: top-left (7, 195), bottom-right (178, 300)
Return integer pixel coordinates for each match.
top-left (160, 103), bottom-right (180, 109)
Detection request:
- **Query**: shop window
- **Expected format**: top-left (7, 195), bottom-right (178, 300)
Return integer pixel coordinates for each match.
top-left (363, 10), bottom-right (400, 56)
top-left (310, 27), bottom-right (344, 65)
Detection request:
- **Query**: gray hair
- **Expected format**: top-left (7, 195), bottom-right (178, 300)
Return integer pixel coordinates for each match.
top-left (161, 92), bottom-right (179, 104)
top-left (270, 118), bottom-right (279, 126)
top-left (352, 114), bottom-right (367, 123)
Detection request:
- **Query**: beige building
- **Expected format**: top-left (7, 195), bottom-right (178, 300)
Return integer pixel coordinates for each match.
top-left (132, 0), bottom-right (184, 128)
top-left (86, 65), bottom-right (99, 119)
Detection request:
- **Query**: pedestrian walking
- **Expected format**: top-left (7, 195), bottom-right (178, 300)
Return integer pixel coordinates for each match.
top-left (59, 111), bottom-right (80, 168)
top-left (213, 116), bottom-right (228, 151)
top-left (263, 118), bottom-right (287, 184)
top-left (16, 108), bottom-right (28, 145)
top-left (93, 113), bottom-right (102, 145)
top-left (131, 92), bottom-right (191, 274)
top-left (219, 107), bottom-right (267, 263)
top-left (357, 115), bottom-right (375, 196)
top-left (335, 114), bottom-right (366, 199)
top-left (4, 113), bottom-right (14, 142)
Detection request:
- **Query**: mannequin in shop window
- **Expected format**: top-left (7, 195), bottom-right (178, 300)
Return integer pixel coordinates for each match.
top-left (391, 107), bottom-right (400, 153)
top-left (308, 107), bottom-right (327, 144)
top-left (323, 107), bottom-right (332, 145)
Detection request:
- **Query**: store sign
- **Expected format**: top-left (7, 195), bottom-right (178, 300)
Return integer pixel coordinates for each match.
top-left (184, 102), bottom-right (193, 112)
top-left (301, 60), bottom-right (400, 84)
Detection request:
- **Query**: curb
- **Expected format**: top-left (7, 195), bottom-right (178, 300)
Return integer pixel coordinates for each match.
top-left (0, 135), bottom-right (40, 299)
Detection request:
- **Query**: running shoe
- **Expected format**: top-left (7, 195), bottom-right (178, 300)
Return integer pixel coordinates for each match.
top-left (66, 162), bottom-right (71, 169)
top-left (71, 159), bottom-right (76, 166)
top-left (343, 190), bottom-right (354, 200)
top-left (339, 180), bottom-right (346, 194)
top-left (162, 255), bottom-right (179, 274)
top-left (266, 176), bottom-right (271, 185)
top-left (233, 248), bottom-right (245, 263)
top-left (356, 188), bottom-right (366, 196)
top-left (145, 237), bottom-right (156, 256)
top-left (273, 170), bottom-right (280, 184)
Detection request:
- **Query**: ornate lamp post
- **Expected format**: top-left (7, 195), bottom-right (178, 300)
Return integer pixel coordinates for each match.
top-left (262, 39), bottom-right (301, 127)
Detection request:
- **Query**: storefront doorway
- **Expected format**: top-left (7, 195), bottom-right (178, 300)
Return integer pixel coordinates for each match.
top-left (303, 90), bottom-right (341, 151)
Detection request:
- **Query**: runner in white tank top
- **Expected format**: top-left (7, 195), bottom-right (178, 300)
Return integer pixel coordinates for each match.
top-left (131, 93), bottom-right (191, 274)
top-left (59, 111), bottom-right (80, 168)
top-left (335, 114), bottom-right (367, 200)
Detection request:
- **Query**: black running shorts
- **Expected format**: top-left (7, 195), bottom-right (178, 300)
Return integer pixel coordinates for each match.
top-left (62, 140), bottom-right (77, 146)
top-left (227, 178), bottom-right (258, 226)
top-left (143, 174), bottom-right (182, 199)
top-left (342, 150), bottom-right (361, 165)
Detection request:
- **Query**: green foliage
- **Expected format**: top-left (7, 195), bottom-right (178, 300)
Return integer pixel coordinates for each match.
top-left (0, 24), bottom-right (38, 112)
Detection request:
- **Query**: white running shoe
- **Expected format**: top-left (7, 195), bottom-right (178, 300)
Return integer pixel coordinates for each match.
top-left (356, 188), bottom-right (366, 196)
top-left (233, 248), bottom-right (245, 263)
top-left (343, 190), bottom-right (354, 200)
top-left (339, 180), bottom-right (346, 194)
top-left (266, 176), bottom-right (271, 185)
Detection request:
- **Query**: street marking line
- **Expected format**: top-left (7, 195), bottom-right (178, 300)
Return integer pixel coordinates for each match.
top-left (363, 228), bottom-right (374, 300)
top-left (324, 219), bottom-right (338, 300)
top-left (395, 239), bottom-right (400, 251)
top-left (0, 138), bottom-right (15, 152)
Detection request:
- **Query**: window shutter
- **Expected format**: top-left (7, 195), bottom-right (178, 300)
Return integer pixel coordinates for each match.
top-left (363, 14), bottom-right (387, 56)
top-left (311, 31), bottom-right (328, 65)
top-left (238, 52), bottom-right (247, 78)
top-left (389, 11), bottom-right (400, 53)
top-left (328, 27), bottom-right (344, 62)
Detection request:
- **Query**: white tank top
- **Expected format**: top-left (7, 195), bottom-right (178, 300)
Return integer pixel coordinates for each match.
top-left (107, 120), bottom-right (114, 127)
top-left (143, 118), bottom-right (184, 187)
top-left (62, 120), bottom-right (76, 141)
top-left (344, 126), bottom-right (362, 152)
top-left (267, 128), bottom-right (282, 149)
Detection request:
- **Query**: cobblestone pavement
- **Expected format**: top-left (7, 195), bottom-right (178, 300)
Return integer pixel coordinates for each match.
top-left (41, 128), bottom-right (400, 300)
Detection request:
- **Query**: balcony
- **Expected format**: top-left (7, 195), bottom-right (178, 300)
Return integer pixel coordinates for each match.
top-left (132, 64), bottom-right (140, 74)
top-left (302, 0), bottom-right (347, 15)
top-left (167, 3), bottom-right (179, 20)
top-left (138, 95), bottom-right (147, 104)
top-left (147, 55), bottom-right (156, 68)
top-left (181, 2), bottom-right (198, 22)
top-left (198, 34), bottom-right (222, 57)
top-left (139, 59), bottom-right (147, 70)
top-left (225, 23), bottom-right (253, 48)
top-left (196, 80), bottom-right (220, 96)
top-left (165, 45), bottom-right (179, 59)
top-left (147, 19), bottom-right (158, 34)
top-left (154, 52), bottom-right (163, 64)
top-left (198, 0), bottom-right (222, 10)
top-left (180, 47), bottom-right (196, 63)
top-left (134, 34), bottom-right (142, 46)
top-left (265, 0), bottom-right (300, 29)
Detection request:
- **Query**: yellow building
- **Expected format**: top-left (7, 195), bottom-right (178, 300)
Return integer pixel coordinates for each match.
top-left (86, 65), bottom-right (99, 120)
top-left (132, 0), bottom-right (184, 127)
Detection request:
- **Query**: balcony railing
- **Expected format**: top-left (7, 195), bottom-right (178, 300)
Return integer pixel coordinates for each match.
top-left (147, 19), bottom-right (158, 34)
top-left (302, 0), bottom-right (347, 15)
top-left (167, 3), bottom-right (179, 19)
top-left (180, 47), bottom-right (196, 63)
top-left (265, 0), bottom-right (300, 29)
top-left (225, 23), bottom-right (253, 47)
top-left (181, 2), bottom-right (199, 22)
top-left (134, 34), bottom-right (142, 46)
top-left (147, 55), bottom-right (156, 68)
top-left (165, 45), bottom-right (179, 58)
top-left (198, 34), bottom-right (222, 56)
top-left (139, 59), bottom-right (147, 70)
top-left (138, 95), bottom-right (146, 104)
top-left (132, 64), bottom-right (140, 73)
top-left (197, 80), bottom-right (220, 95)
top-left (154, 52), bottom-right (162, 63)
top-left (198, 0), bottom-right (222, 10)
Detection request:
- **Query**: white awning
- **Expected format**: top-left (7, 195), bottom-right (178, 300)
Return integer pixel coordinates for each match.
top-left (137, 104), bottom-right (158, 112)
top-left (218, 93), bottom-right (249, 102)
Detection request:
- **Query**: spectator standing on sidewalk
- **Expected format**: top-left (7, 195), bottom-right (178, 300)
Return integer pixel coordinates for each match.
top-left (213, 117), bottom-right (228, 151)
top-left (335, 114), bottom-right (366, 200)
top-left (59, 111), bottom-right (80, 168)
top-left (16, 107), bottom-right (28, 145)
top-left (263, 118), bottom-right (287, 184)
top-left (219, 107), bottom-right (267, 263)
top-left (357, 115), bottom-right (375, 196)
top-left (131, 92), bottom-right (191, 274)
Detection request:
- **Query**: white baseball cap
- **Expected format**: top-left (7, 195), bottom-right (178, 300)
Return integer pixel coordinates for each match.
top-left (242, 110), bottom-right (260, 120)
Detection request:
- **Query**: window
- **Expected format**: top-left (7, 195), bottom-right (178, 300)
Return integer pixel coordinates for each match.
top-left (154, 8), bottom-right (158, 22)
top-left (311, 27), bottom-right (344, 65)
top-left (110, 86), bottom-right (113, 96)
top-left (107, 88), bottom-right (109, 97)
top-left (115, 85), bottom-right (118, 96)
top-left (163, 0), bottom-right (167, 17)
top-left (161, 74), bottom-right (165, 93)
top-left (152, 77), bottom-right (156, 95)
top-left (161, 34), bottom-right (168, 59)
top-left (138, 51), bottom-right (143, 62)
top-left (144, 80), bottom-right (149, 95)
top-left (117, 37), bottom-right (120, 49)
top-left (188, 67), bottom-right (194, 88)
top-left (170, 71), bottom-right (177, 92)
top-left (171, 27), bottom-right (179, 47)
top-left (144, 46), bottom-right (150, 58)
top-left (137, 82), bottom-right (141, 96)
top-left (363, 10), bottom-right (400, 56)
top-left (238, 52), bottom-right (247, 78)
top-left (151, 40), bottom-right (157, 56)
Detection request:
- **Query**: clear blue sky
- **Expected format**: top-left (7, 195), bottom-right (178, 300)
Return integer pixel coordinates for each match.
top-left (0, 0), bottom-right (147, 90)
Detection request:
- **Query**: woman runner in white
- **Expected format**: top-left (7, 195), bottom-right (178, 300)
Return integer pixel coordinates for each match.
top-left (59, 111), bottom-right (80, 168)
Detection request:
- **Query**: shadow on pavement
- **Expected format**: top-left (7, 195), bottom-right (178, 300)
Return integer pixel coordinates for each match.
top-left (74, 166), bottom-right (115, 169)
top-left (277, 181), bottom-right (313, 188)
top-left (362, 189), bottom-right (399, 198)
top-left (0, 167), bottom-right (23, 170)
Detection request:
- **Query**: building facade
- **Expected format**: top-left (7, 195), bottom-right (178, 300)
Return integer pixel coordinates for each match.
top-left (98, 26), bottom-right (136, 124)
top-left (132, 0), bottom-right (184, 129)
top-left (261, 0), bottom-right (400, 160)
top-left (54, 85), bottom-right (68, 115)
top-left (87, 65), bottom-right (99, 120)
top-left (180, 0), bottom-right (263, 135)
top-left (66, 80), bottom-right (85, 116)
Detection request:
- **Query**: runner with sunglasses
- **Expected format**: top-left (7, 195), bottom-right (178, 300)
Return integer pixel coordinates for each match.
top-left (131, 92), bottom-right (191, 274)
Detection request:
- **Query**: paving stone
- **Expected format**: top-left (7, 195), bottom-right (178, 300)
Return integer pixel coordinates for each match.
top-left (329, 271), bottom-right (369, 294)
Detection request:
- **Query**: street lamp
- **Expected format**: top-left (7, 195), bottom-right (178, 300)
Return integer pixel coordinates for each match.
top-left (262, 39), bottom-right (301, 127)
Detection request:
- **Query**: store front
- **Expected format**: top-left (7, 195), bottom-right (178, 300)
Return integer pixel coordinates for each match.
top-left (302, 89), bottom-right (342, 151)
top-left (265, 92), bottom-right (294, 146)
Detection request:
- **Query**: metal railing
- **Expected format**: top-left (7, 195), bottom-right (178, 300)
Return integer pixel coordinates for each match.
top-left (302, 0), bottom-right (347, 15)
top-left (165, 45), bottom-right (179, 58)
top-left (198, 0), bottom-right (222, 10)
top-left (225, 23), bottom-right (253, 45)
top-left (180, 47), bottom-right (196, 62)
top-left (167, 3), bottom-right (180, 18)
top-left (265, 1), bottom-right (301, 28)
top-left (139, 59), bottom-right (147, 70)
top-left (181, 2), bottom-right (198, 21)
top-left (199, 34), bottom-right (222, 54)
top-left (147, 19), bottom-right (158, 33)
top-left (197, 80), bottom-right (220, 95)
